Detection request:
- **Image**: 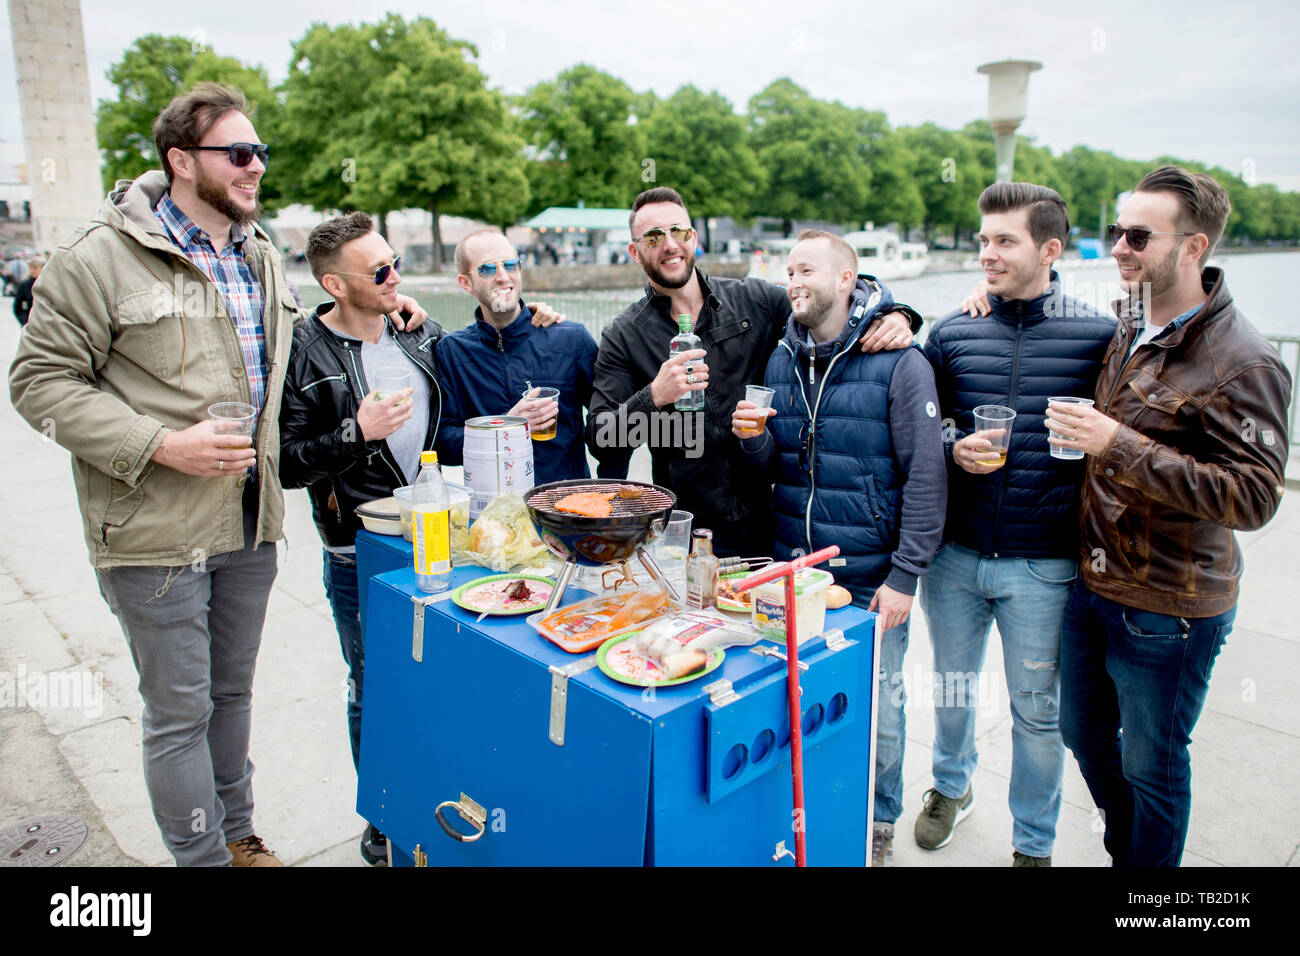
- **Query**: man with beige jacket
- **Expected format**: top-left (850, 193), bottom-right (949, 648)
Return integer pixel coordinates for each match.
top-left (8, 84), bottom-right (424, 867)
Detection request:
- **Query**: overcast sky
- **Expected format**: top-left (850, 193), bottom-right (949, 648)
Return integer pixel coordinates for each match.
top-left (3, 0), bottom-right (1299, 191)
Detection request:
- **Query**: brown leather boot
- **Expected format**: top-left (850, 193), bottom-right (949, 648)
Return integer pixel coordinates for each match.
top-left (226, 835), bottom-right (284, 867)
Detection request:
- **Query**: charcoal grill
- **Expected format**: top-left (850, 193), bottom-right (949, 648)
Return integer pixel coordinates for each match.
top-left (525, 479), bottom-right (679, 611)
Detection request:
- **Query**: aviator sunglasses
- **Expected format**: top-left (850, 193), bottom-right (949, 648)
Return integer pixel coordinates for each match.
top-left (1106, 223), bottom-right (1191, 251)
top-left (186, 142), bottom-right (270, 167)
top-left (634, 225), bottom-right (694, 248)
top-left (475, 258), bottom-right (522, 277)
top-left (335, 256), bottom-right (402, 285)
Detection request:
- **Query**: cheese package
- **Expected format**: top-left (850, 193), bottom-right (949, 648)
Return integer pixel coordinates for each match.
top-left (750, 568), bottom-right (833, 645)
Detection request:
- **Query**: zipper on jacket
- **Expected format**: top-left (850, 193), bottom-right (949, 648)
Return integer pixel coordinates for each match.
top-left (782, 336), bottom-right (853, 552)
top-left (496, 329), bottom-right (505, 352)
top-left (989, 313), bottom-right (1026, 556)
top-left (302, 373), bottom-right (347, 391)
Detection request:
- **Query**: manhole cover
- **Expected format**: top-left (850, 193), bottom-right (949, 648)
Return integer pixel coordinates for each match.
top-left (0, 816), bottom-right (89, 866)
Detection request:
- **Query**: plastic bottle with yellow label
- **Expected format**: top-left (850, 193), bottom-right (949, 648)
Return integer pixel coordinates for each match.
top-left (411, 450), bottom-right (451, 593)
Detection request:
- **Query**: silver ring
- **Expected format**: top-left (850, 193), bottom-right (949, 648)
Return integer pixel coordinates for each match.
top-left (219, 460), bottom-right (225, 470)
top-left (686, 373), bottom-right (696, 385)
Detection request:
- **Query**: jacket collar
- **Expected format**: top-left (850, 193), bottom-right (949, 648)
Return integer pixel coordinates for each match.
top-left (471, 303), bottom-right (534, 346)
top-left (103, 169), bottom-right (273, 256)
top-left (1110, 266), bottom-right (1230, 349)
top-left (309, 301), bottom-right (407, 348)
top-left (643, 268), bottom-right (723, 320)
top-left (782, 276), bottom-right (888, 358)
top-left (986, 270), bottom-right (1062, 326)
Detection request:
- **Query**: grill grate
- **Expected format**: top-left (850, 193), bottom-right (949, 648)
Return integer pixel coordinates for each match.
top-left (529, 483), bottom-right (673, 518)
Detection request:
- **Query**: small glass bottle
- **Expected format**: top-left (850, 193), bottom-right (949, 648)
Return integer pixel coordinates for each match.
top-left (685, 528), bottom-right (719, 609)
top-left (670, 313), bottom-right (706, 411)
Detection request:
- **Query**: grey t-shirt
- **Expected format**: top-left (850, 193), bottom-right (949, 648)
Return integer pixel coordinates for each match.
top-left (360, 324), bottom-right (429, 485)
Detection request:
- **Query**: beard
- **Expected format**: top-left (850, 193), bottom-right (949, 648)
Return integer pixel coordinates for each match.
top-left (791, 283), bottom-right (838, 331)
top-left (195, 164), bottom-right (260, 225)
top-left (641, 246), bottom-right (696, 290)
top-left (1122, 240), bottom-right (1181, 302)
top-left (487, 286), bottom-right (519, 315)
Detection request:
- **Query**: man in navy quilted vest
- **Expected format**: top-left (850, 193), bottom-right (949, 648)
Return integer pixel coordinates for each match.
top-left (731, 230), bottom-right (946, 867)
top-left (916, 183), bottom-right (1115, 866)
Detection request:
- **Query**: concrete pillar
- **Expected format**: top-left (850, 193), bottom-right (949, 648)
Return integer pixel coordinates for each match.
top-left (7, 0), bottom-right (104, 250)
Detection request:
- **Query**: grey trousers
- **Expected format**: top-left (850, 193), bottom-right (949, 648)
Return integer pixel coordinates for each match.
top-left (95, 492), bottom-right (277, 867)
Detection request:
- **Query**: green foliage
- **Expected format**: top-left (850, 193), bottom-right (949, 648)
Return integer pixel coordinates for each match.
top-left (640, 86), bottom-right (762, 224)
top-left (94, 34), bottom-right (282, 205)
top-left (518, 65), bottom-right (647, 214)
top-left (748, 79), bottom-right (872, 226)
top-left (897, 123), bottom-right (983, 238)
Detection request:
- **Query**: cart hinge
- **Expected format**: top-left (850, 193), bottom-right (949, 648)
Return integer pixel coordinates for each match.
top-left (823, 628), bottom-right (850, 652)
top-left (547, 655), bottom-right (599, 746)
top-left (413, 844), bottom-right (426, 867)
top-left (749, 645), bottom-right (810, 671)
top-left (410, 591), bottom-right (455, 662)
top-left (703, 678), bottom-right (739, 707)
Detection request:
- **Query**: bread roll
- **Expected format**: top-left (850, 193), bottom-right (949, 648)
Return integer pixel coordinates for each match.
top-left (826, 584), bottom-right (852, 609)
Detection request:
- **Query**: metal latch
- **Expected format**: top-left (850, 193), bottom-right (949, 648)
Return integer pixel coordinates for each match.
top-left (412, 844), bottom-right (426, 867)
top-left (772, 840), bottom-right (795, 863)
top-left (548, 655), bottom-right (599, 746)
top-left (702, 678), bottom-right (739, 707)
top-left (823, 628), bottom-right (850, 652)
top-left (410, 591), bottom-right (455, 662)
top-left (750, 645), bottom-right (810, 671)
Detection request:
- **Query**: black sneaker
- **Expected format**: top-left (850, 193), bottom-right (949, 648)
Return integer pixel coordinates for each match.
top-left (1012, 851), bottom-right (1052, 867)
top-left (913, 786), bottom-right (974, 850)
top-left (360, 824), bottom-right (388, 866)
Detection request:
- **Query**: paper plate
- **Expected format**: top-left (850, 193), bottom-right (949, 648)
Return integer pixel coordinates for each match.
top-left (596, 631), bottom-right (725, 688)
top-left (451, 574), bottom-right (555, 616)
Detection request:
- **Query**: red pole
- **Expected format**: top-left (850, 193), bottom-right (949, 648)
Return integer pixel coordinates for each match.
top-left (734, 545), bottom-right (840, 868)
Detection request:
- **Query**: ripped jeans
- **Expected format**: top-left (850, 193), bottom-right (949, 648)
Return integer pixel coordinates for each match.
top-left (919, 543), bottom-right (1074, 858)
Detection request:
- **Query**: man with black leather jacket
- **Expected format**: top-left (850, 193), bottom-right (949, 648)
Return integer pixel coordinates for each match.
top-left (280, 212), bottom-right (441, 865)
top-left (586, 186), bottom-right (922, 557)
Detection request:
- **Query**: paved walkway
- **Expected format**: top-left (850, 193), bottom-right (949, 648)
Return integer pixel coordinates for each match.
top-left (2, 308), bottom-right (1297, 868)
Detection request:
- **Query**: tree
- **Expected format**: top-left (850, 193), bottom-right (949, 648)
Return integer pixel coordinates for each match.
top-left (748, 79), bottom-right (872, 233)
top-left (640, 86), bottom-right (762, 249)
top-left (518, 65), bottom-right (647, 214)
top-left (95, 34), bottom-right (282, 205)
top-left (853, 110), bottom-right (924, 230)
top-left (897, 123), bottom-right (982, 243)
top-left (279, 16), bottom-right (530, 268)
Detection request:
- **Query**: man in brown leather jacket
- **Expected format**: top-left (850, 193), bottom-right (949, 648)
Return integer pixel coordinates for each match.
top-left (1045, 166), bottom-right (1291, 866)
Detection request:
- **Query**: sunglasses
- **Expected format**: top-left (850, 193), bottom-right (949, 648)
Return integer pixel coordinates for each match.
top-left (335, 256), bottom-right (402, 285)
top-left (186, 142), bottom-right (270, 168)
top-left (634, 225), bottom-right (694, 248)
top-left (475, 258), bottom-right (522, 277)
top-left (1106, 224), bottom-right (1190, 251)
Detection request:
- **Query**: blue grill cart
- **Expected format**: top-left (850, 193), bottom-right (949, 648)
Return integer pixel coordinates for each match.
top-left (355, 531), bottom-right (878, 866)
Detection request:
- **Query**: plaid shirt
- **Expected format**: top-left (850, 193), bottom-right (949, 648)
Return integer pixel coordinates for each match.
top-left (154, 192), bottom-right (268, 417)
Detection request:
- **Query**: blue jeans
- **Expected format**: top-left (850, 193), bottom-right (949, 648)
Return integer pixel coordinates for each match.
top-left (873, 617), bottom-right (909, 825)
top-left (1059, 581), bottom-right (1233, 867)
top-left (919, 543), bottom-right (1074, 857)
top-left (322, 550), bottom-right (363, 771)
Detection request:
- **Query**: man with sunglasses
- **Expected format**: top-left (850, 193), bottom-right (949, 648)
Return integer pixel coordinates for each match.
top-left (587, 187), bottom-right (921, 557)
top-left (1041, 166), bottom-right (1290, 866)
top-left (6, 84), bottom-right (430, 868)
top-left (436, 229), bottom-right (598, 484)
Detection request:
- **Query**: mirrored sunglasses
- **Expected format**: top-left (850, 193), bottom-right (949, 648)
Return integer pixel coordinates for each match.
top-left (634, 225), bottom-right (694, 248)
top-left (476, 258), bottom-right (522, 277)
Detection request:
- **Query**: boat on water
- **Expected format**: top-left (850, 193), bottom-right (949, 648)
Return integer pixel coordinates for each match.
top-left (748, 229), bottom-right (929, 283)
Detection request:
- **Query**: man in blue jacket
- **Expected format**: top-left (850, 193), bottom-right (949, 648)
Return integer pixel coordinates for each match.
top-left (732, 230), bottom-right (947, 867)
top-left (916, 183), bottom-right (1115, 866)
top-left (436, 229), bottom-right (598, 484)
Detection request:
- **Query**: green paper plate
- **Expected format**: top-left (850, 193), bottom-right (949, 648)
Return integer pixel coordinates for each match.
top-left (451, 574), bottom-right (556, 616)
top-left (596, 630), bottom-right (725, 688)
top-left (716, 570), bottom-right (754, 614)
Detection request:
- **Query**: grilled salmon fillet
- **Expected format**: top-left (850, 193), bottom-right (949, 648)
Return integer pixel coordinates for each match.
top-left (554, 491), bottom-right (616, 518)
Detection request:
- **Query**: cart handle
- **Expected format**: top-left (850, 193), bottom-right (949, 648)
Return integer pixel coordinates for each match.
top-left (434, 799), bottom-right (487, 843)
top-left (732, 545), bottom-right (841, 593)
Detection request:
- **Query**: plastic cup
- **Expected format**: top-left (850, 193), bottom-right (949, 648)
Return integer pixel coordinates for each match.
top-left (208, 401), bottom-right (256, 441)
top-left (523, 386), bottom-right (560, 441)
top-left (972, 404), bottom-right (1016, 468)
top-left (653, 509), bottom-right (693, 586)
top-left (741, 385), bottom-right (775, 435)
top-left (372, 366), bottom-right (412, 401)
top-left (1047, 397), bottom-right (1094, 460)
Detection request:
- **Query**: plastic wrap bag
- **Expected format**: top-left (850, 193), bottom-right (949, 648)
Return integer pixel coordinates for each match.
top-left (453, 493), bottom-right (555, 573)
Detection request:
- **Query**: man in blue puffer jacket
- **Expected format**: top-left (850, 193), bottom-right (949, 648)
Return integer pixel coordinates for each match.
top-left (915, 183), bottom-right (1116, 866)
top-left (733, 230), bottom-right (947, 867)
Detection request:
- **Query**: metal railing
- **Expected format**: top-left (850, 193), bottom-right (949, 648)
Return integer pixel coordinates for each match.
top-left (1267, 336), bottom-right (1300, 445)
